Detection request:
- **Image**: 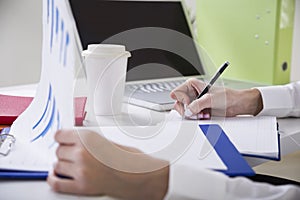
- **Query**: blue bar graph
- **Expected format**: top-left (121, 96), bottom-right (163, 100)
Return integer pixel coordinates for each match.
top-left (47, 0), bottom-right (71, 66)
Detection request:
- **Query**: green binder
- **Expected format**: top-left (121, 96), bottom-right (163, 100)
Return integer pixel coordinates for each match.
top-left (196, 0), bottom-right (295, 85)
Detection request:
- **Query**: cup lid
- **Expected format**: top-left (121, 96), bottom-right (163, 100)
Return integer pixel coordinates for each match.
top-left (83, 44), bottom-right (127, 56)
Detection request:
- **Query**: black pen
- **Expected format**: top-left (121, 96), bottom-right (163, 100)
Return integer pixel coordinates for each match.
top-left (184, 61), bottom-right (230, 117)
top-left (196, 61), bottom-right (230, 99)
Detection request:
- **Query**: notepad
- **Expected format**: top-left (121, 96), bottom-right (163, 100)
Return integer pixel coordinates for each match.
top-left (167, 110), bottom-right (280, 160)
top-left (0, 94), bottom-right (87, 126)
top-left (216, 116), bottom-right (280, 160)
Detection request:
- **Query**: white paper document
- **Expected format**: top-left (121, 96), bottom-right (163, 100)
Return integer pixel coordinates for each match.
top-left (0, 0), bottom-right (79, 171)
top-left (168, 110), bottom-right (279, 159)
top-left (92, 119), bottom-right (228, 171)
top-left (218, 116), bottom-right (278, 158)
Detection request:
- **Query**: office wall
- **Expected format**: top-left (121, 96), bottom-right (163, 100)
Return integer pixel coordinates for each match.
top-left (0, 0), bottom-right (42, 87)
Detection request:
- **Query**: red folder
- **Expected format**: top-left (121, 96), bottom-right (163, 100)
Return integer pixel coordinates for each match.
top-left (0, 94), bottom-right (87, 126)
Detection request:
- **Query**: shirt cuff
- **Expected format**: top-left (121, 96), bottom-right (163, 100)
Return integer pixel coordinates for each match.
top-left (164, 164), bottom-right (227, 200)
top-left (256, 85), bottom-right (294, 117)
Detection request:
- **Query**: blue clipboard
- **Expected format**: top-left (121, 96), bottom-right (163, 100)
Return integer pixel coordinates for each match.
top-left (199, 124), bottom-right (255, 177)
top-left (0, 169), bottom-right (48, 179)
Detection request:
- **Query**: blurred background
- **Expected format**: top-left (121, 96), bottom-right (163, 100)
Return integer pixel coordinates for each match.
top-left (0, 0), bottom-right (42, 86)
top-left (0, 0), bottom-right (299, 87)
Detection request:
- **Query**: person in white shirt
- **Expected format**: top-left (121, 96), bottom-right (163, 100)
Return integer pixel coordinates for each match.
top-left (47, 79), bottom-right (300, 200)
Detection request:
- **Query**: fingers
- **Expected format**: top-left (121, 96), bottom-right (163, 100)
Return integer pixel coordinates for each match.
top-left (55, 129), bottom-right (79, 145)
top-left (47, 172), bottom-right (78, 194)
top-left (173, 101), bottom-right (185, 116)
top-left (184, 94), bottom-right (212, 119)
top-left (188, 93), bottom-right (212, 114)
top-left (186, 110), bottom-right (211, 120)
top-left (170, 87), bottom-right (191, 106)
top-left (170, 78), bottom-right (205, 105)
top-left (56, 145), bottom-right (78, 161)
top-left (49, 130), bottom-right (105, 195)
top-left (171, 78), bottom-right (207, 117)
top-left (53, 160), bottom-right (74, 178)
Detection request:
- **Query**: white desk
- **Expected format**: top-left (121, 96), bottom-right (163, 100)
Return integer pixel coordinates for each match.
top-left (1, 82), bottom-right (300, 200)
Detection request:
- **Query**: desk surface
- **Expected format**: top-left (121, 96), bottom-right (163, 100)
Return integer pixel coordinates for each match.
top-left (1, 82), bottom-right (300, 200)
top-left (0, 181), bottom-right (116, 200)
top-left (254, 150), bottom-right (300, 183)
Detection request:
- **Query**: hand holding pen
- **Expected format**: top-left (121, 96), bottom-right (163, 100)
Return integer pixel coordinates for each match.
top-left (170, 61), bottom-right (229, 119)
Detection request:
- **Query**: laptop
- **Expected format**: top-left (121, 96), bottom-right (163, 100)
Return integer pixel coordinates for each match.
top-left (69, 0), bottom-right (260, 111)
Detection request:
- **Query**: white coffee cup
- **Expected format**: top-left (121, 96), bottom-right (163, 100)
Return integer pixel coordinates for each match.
top-left (82, 44), bottom-right (131, 116)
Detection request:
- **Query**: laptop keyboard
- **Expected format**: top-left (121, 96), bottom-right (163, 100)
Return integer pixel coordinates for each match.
top-left (125, 80), bottom-right (186, 94)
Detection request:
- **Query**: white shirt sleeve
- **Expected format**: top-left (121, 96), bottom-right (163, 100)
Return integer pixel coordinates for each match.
top-left (164, 164), bottom-right (300, 200)
top-left (256, 81), bottom-right (300, 117)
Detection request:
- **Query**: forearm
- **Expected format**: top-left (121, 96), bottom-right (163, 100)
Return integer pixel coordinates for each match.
top-left (226, 88), bottom-right (263, 116)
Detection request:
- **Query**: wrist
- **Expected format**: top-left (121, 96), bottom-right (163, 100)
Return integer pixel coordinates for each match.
top-left (242, 88), bottom-right (263, 115)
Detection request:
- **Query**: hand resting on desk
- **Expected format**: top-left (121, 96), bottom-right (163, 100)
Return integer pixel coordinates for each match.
top-left (47, 129), bottom-right (169, 200)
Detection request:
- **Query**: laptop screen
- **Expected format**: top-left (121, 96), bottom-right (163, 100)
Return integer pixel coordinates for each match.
top-left (69, 0), bottom-right (204, 81)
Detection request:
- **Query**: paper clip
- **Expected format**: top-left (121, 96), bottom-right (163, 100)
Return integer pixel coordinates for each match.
top-left (0, 128), bottom-right (16, 157)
